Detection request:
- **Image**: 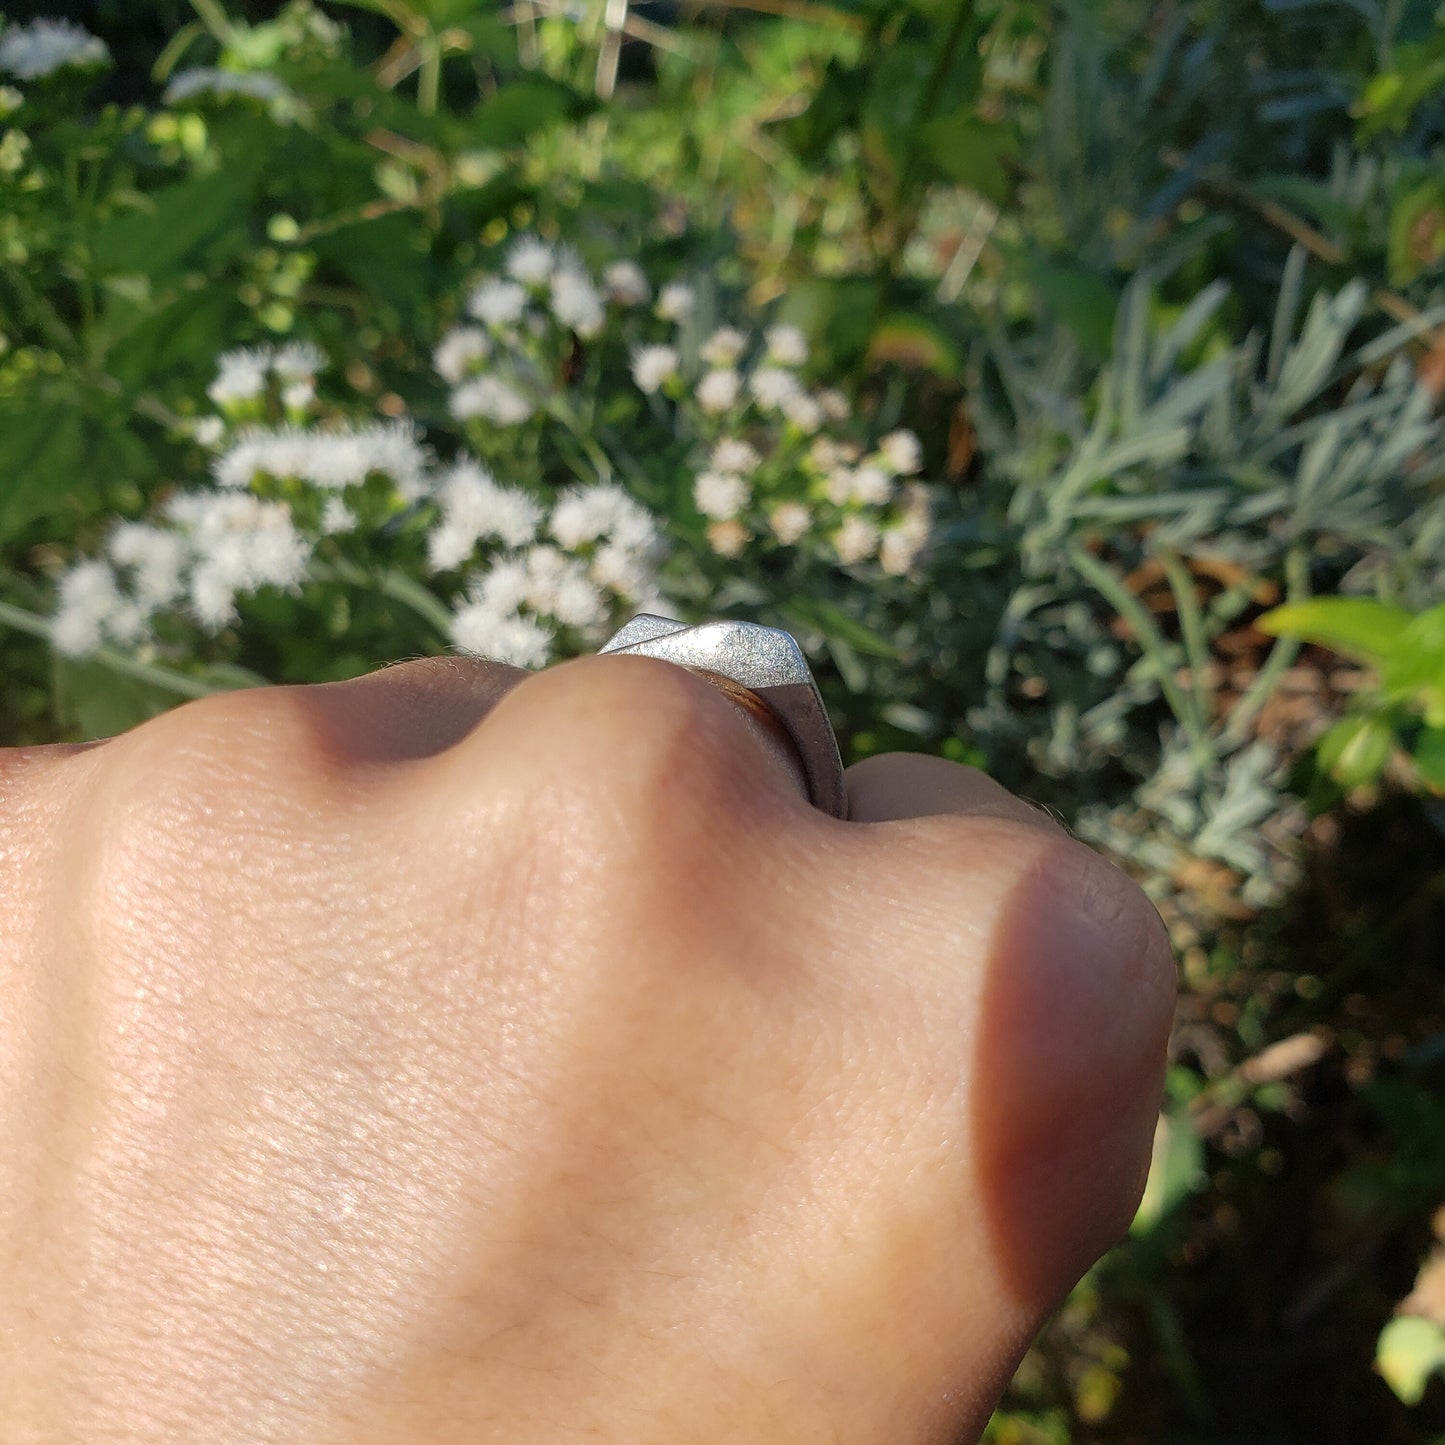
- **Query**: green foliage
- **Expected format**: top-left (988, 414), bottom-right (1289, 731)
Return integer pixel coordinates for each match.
top-left (1379, 1316), bottom-right (1445, 1406)
top-left (1261, 597), bottom-right (1445, 794)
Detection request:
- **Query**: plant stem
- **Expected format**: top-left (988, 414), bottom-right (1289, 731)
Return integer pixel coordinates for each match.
top-left (417, 31), bottom-right (442, 114)
top-left (1070, 545), bottom-right (1214, 769)
top-left (901, 0), bottom-right (976, 200)
top-left (0, 601), bottom-right (229, 698)
top-left (1157, 546), bottom-right (1213, 743)
top-left (310, 558), bottom-right (453, 640)
top-left (1223, 544), bottom-right (1308, 745)
top-left (861, 0), bottom-right (976, 370)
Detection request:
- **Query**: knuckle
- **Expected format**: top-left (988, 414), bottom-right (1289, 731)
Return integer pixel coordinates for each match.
top-left (490, 654), bottom-right (760, 848)
top-left (84, 687), bottom-right (357, 891)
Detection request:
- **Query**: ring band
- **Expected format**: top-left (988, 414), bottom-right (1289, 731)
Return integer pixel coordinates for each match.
top-left (598, 615), bottom-right (847, 819)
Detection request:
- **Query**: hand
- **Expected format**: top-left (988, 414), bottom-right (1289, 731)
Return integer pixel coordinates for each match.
top-left (1, 655), bottom-right (1174, 1443)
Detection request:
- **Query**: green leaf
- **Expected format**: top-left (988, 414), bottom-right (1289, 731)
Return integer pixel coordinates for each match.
top-left (52, 656), bottom-right (182, 740)
top-left (0, 393), bottom-right (86, 538)
top-left (91, 167), bottom-right (256, 282)
top-left (1355, 49), bottom-right (1445, 139)
top-left (866, 313), bottom-right (961, 375)
top-left (1412, 726), bottom-right (1445, 792)
top-left (1388, 181), bottom-right (1445, 288)
top-left (1031, 264), bottom-right (1119, 360)
top-left (309, 211), bottom-right (437, 321)
top-left (1377, 1316), bottom-right (1445, 1406)
top-left (785, 597), bottom-right (896, 659)
top-left (916, 113), bottom-right (1015, 204)
top-left (1382, 606), bottom-right (1445, 724)
top-left (469, 77), bottom-right (592, 148)
top-left (1316, 714), bottom-right (1395, 789)
top-left (1132, 1110), bottom-right (1205, 1234)
top-left (1257, 599), bottom-right (1414, 670)
top-left (779, 57), bottom-right (861, 165)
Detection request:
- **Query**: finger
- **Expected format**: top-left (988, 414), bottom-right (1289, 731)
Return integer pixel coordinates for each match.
top-left (390, 652), bottom-right (817, 902)
top-left (828, 775), bottom-right (1173, 1432)
top-left (846, 752), bottom-right (1067, 832)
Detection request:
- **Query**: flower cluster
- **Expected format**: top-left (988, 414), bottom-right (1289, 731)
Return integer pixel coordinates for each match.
top-left (434, 234), bottom-right (651, 433)
top-left (447, 478), bottom-right (664, 667)
top-left (0, 19), bottom-right (109, 82)
top-left (52, 494), bottom-right (313, 655)
top-left (205, 341), bottom-right (325, 417)
top-left (630, 313), bottom-right (931, 575)
top-left (52, 234), bottom-right (933, 680)
top-left (53, 344), bottom-right (666, 671)
top-left (438, 234), bottom-right (934, 580)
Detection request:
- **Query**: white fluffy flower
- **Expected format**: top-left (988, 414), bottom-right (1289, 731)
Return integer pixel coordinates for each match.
top-left (451, 596), bottom-right (553, 669)
top-left (709, 438), bottom-right (762, 475)
top-left (550, 487), bottom-right (619, 550)
top-left (468, 556), bottom-right (530, 616)
top-left (246, 516), bottom-right (312, 589)
top-left (656, 282), bottom-right (695, 323)
top-left (549, 483), bottom-right (659, 557)
top-left (696, 368), bottom-right (741, 415)
top-left (522, 546), bottom-right (605, 629)
top-left (748, 367), bottom-right (801, 411)
top-left (603, 261), bottom-right (650, 307)
top-left (433, 326), bottom-right (490, 385)
top-left (193, 416), bottom-right (225, 448)
top-left (467, 278), bottom-right (528, 330)
top-left (272, 341), bottom-right (324, 381)
top-left (170, 495), bottom-right (311, 629)
top-left (590, 540), bottom-right (652, 600)
top-left (705, 520), bottom-right (749, 558)
top-left (51, 560), bottom-right (122, 658)
top-left (764, 324), bottom-right (808, 367)
top-left (320, 497), bottom-right (356, 535)
top-left (693, 470), bottom-right (750, 521)
top-left (833, 514), bottom-right (879, 565)
top-left (848, 464), bottom-right (893, 507)
top-left (549, 570), bottom-right (607, 629)
top-left (163, 68), bottom-right (291, 105)
top-left (0, 19), bottom-right (108, 79)
top-left (214, 421), bottom-right (428, 497)
top-left (188, 562), bottom-right (238, 632)
top-left (550, 267), bottom-right (605, 338)
top-left (824, 466), bottom-right (855, 507)
top-left (808, 437), bottom-right (842, 472)
top-left (699, 327), bottom-right (748, 367)
top-left (780, 391), bottom-right (823, 434)
top-left (450, 375), bottom-right (534, 427)
top-left (880, 526), bottom-right (926, 576)
top-left (208, 348), bottom-right (271, 407)
top-left (818, 388), bottom-right (851, 422)
top-left (630, 344), bottom-right (679, 395)
top-left (769, 502), bottom-right (812, 546)
top-left (878, 429), bottom-right (923, 476)
top-left (427, 458), bottom-right (541, 569)
top-left (880, 485), bottom-right (932, 576)
top-left (108, 523), bottom-right (186, 609)
top-left (281, 379), bottom-right (314, 412)
top-left (506, 235), bottom-right (555, 287)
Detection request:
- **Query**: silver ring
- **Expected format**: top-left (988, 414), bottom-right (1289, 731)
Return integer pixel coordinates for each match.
top-left (598, 614), bottom-right (847, 819)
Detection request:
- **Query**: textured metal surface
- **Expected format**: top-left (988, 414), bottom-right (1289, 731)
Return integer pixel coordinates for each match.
top-left (599, 614), bottom-right (847, 818)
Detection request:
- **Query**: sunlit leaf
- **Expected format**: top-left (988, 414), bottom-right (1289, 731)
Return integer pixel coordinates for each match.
top-left (1377, 1316), bottom-right (1445, 1406)
top-left (1257, 599), bottom-right (1414, 670)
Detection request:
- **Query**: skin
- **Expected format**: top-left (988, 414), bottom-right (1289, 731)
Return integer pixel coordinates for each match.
top-left (0, 654), bottom-right (1175, 1443)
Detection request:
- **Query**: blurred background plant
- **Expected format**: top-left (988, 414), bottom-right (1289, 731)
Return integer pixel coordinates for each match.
top-left (1, 0), bottom-right (1443, 1438)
